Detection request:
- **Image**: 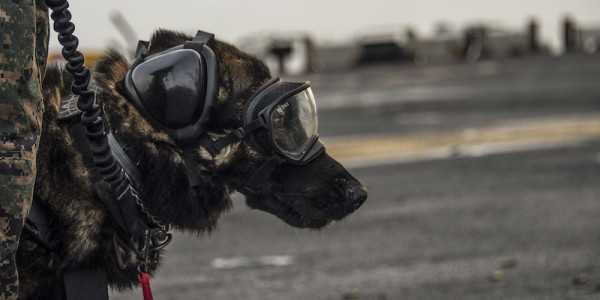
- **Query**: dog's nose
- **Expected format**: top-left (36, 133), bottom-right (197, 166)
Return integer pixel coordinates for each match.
top-left (336, 178), bottom-right (367, 210)
top-left (348, 184), bottom-right (368, 209)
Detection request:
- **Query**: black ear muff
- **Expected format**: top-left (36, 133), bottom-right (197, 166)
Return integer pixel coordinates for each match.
top-left (124, 30), bottom-right (219, 188)
top-left (129, 49), bottom-right (207, 129)
top-left (124, 30), bottom-right (219, 144)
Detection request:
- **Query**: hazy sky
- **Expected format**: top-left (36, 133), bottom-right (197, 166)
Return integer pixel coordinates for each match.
top-left (49, 0), bottom-right (600, 53)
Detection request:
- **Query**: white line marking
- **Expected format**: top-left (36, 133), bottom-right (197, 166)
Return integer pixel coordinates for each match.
top-left (211, 255), bottom-right (295, 269)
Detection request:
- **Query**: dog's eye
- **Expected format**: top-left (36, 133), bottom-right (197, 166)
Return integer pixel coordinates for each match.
top-left (272, 107), bottom-right (286, 128)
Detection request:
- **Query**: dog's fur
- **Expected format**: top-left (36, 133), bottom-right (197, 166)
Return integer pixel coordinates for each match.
top-left (16, 29), bottom-right (366, 299)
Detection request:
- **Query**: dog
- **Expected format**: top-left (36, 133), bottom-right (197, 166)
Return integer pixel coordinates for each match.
top-left (16, 29), bottom-right (367, 299)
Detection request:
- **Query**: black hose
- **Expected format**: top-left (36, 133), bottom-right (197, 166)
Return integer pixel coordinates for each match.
top-left (45, 0), bottom-right (129, 202)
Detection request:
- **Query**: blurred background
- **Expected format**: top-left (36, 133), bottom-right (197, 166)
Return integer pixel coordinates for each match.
top-left (49, 1), bottom-right (600, 299)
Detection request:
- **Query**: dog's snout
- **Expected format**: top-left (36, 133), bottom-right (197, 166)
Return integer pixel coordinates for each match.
top-left (335, 178), bottom-right (367, 209)
top-left (348, 184), bottom-right (368, 209)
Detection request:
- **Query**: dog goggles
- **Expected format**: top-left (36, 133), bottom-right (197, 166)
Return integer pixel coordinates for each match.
top-left (244, 78), bottom-right (324, 164)
top-left (201, 78), bottom-right (325, 194)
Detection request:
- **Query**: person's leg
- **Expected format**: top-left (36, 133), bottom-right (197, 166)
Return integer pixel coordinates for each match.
top-left (0, 0), bottom-right (48, 298)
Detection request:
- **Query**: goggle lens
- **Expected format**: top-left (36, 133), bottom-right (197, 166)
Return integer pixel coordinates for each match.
top-left (270, 88), bottom-right (318, 160)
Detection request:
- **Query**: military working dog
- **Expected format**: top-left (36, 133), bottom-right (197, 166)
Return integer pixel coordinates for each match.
top-left (16, 29), bottom-right (366, 299)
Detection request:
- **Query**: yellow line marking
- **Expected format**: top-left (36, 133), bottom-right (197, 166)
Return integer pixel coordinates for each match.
top-left (325, 114), bottom-right (600, 165)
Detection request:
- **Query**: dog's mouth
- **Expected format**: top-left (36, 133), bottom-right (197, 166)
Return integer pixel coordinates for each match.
top-left (246, 192), bottom-right (331, 229)
top-left (245, 186), bottom-right (363, 229)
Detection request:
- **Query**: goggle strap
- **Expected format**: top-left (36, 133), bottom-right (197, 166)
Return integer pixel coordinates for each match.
top-left (204, 118), bottom-right (266, 156)
top-left (239, 155), bottom-right (286, 196)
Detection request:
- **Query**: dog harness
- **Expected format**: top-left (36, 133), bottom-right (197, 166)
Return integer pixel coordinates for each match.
top-left (25, 83), bottom-right (170, 300)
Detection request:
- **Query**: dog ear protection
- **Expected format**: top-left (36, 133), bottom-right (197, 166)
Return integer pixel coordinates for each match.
top-left (128, 48), bottom-right (208, 129)
top-left (125, 31), bottom-right (218, 143)
top-left (124, 30), bottom-right (219, 187)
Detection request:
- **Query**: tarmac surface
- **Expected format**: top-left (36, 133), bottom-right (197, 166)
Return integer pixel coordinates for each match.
top-left (111, 54), bottom-right (600, 299)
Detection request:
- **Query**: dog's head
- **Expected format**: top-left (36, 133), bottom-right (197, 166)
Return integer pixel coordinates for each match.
top-left (94, 29), bottom-right (366, 231)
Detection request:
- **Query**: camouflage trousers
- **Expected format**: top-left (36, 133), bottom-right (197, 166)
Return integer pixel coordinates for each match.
top-left (0, 0), bottom-right (48, 298)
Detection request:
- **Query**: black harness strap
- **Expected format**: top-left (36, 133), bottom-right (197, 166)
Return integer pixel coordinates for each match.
top-left (24, 198), bottom-right (110, 300)
top-left (108, 132), bottom-right (142, 188)
top-left (23, 198), bottom-right (58, 250)
top-left (239, 155), bottom-right (286, 196)
top-left (95, 181), bottom-right (128, 231)
top-left (63, 269), bottom-right (109, 300)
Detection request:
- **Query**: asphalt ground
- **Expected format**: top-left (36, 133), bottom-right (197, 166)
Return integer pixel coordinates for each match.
top-left (111, 54), bottom-right (600, 299)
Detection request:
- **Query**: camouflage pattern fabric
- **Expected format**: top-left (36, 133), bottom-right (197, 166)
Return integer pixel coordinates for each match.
top-left (0, 0), bottom-right (48, 298)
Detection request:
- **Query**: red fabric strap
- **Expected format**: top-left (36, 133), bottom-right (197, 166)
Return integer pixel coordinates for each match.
top-left (138, 272), bottom-right (154, 300)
